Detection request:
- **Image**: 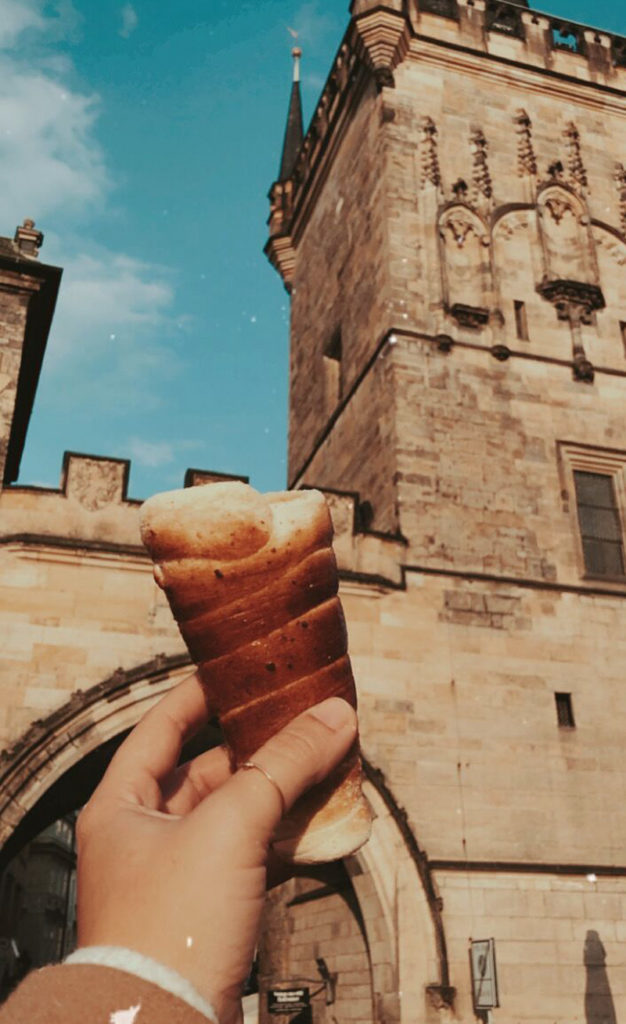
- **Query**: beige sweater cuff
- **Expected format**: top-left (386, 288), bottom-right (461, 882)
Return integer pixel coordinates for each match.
top-left (65, 947), bottom-right (218, 1021)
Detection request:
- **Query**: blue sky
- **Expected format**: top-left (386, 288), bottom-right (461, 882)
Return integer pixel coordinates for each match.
top-left (2, 0), bottom-right (623, 499)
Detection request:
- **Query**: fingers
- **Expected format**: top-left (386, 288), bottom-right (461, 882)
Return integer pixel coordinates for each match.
top-left (102, 671), bottom-right (211, 794)
top-left (160, 745), bottom-right (233, 815)
top-left (187, 697), bottom-right (357, 846)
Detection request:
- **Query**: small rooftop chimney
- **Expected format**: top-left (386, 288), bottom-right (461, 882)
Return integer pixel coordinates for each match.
top-left (14, 218), bottom-right (44, 258)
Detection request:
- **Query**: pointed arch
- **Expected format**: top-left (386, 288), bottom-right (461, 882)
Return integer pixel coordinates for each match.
top-left (0, 653), bottom-right (199, 864)
top-left (536, 182), bottom-right (598, 284)
top-left (438, 203), bottom-right (493, 325)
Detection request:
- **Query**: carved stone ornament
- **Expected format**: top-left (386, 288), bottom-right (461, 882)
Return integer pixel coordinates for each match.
top-left (543, 194), bottom-right (575, 225)
top-left (421, 116), bottom-right (442, 189)
top-left (443, 215), bottom-right (474, 248)
top-left (615, 162), bottom-right (626, 236)
top-left (450, 303), bottom-right (490, 328)
top-left (564, 122), bottom-right (588, 191)
top-left (514, 109), bottom-right (537, 177)
top-left (353, 7), bottom-right (411, 91)
top-left (547, 160), bottom-right (566, 183)
top-left (451, 178), bottom-right (469, 202)
top-left (470, 127), bottom-right (493, 202)
top-left (491, 344), bottom-right (512, 361)
top-left (573, 350), bottom-right (595, 383)
top-left (536, 279), bottom-right (605, 324)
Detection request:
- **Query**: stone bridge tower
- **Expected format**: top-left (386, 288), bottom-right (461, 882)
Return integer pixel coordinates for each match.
top-left (264, 2), bottom-right (626, 1022)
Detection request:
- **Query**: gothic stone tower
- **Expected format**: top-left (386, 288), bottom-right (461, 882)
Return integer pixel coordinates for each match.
top-left (265, 2), bottom-right (626, 1023)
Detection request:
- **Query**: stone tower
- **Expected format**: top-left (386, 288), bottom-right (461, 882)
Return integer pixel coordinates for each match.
top-left (264, 2), bottom-right (626, 1022)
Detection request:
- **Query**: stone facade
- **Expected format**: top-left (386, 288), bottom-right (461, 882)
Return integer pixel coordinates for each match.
top-left (263, 1), bottom-right (626, 1022)
top-left (0, 2), bottom-right (625, 1023)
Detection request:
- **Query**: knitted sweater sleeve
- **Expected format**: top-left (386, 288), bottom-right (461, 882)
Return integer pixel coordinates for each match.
top-left (0, 955), bottom-right (217, 1024)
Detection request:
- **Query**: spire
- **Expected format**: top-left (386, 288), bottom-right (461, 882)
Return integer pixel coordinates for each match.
top-left (278, 47), bottom-right (304, 182)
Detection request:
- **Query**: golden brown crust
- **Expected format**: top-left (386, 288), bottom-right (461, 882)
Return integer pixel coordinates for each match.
top-left (140, 483), bottom-right (372, 863)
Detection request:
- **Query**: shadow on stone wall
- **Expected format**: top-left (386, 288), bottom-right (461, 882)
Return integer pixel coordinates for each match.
top-left (584, 930), bottom-right (616, 1024)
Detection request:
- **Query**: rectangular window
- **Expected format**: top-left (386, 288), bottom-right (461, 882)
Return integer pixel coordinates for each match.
top-left (574, 471), bottom-right (625, 578)
top-left (555, 693), bottom-right (575, 729)
top-left (514, 300), bottom-right (529, 341)
top-left (620, 321), bottom-right (626, 357)
top-left (324, 327), bottom-right (342, 411)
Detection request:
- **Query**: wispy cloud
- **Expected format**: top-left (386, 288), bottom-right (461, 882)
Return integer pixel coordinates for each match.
top-left (289, 2), bottom-right (338, 47)
top-left (119, 3), bottom-right (138, 39)
top-left (0, 1), bottom-right (107, 227)
top-left (0, 0), bottom-right (46, 48)
top-left (49, 250), bottom-right (175, 359)
top-left (0, 3), bottom-right (189, 419)
top-left (42, 247), bottom-right (183, 410)
top-left (128, 439), bottom-right (175, 468)
top-left (128, 437), bottom-right (201, 468)
top-left (0, 72), bottom-right (108, 225)
top-left (0, 0), bottom-right (81, 51)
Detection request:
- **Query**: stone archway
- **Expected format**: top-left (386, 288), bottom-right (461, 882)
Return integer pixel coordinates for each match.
top-left (258, 761), bottom-right (452, 1024)
top-left (0, 660), bottom-right (452, 1024)
top-left (0, 652), bottom-right (208, 867)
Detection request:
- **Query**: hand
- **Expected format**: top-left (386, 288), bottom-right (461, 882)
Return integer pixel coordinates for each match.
top-left (75, 672), bottom-right (357, 1024)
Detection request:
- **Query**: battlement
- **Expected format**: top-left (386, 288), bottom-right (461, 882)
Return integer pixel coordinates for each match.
top-left (267, 1), bottom-right (626, 286)
top-left (0, 452), bottom-right (249, 552)
top-left (0, 452), bottom-right (405, 586)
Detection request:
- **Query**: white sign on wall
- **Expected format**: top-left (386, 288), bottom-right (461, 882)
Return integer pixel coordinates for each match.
top-left (470, 939), bottom-right (499, 1011)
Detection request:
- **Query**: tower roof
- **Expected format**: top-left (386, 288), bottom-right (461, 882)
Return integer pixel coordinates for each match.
top-left (278, 48), bottom-right (304, 182)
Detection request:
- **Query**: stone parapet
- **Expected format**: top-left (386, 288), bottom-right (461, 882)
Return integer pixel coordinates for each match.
top-left (320, 487), bottom-right (407, 587)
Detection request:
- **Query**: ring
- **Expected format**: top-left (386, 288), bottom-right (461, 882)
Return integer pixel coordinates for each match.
top-left (240, 761), bottom-right (286, 817)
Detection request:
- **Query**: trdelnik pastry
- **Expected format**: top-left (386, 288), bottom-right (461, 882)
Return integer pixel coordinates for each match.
top-left (139, 481), bottom-right (372, 864)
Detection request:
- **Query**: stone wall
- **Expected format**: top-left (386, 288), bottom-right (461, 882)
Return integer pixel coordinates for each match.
top-left (0, 453), bottom-right (183, 748)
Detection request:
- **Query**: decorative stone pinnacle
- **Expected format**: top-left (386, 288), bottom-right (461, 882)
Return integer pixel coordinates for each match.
top-left (292, 46), bottom-right (302, 82)
top-left (14, 217), bottom-right (44, 258)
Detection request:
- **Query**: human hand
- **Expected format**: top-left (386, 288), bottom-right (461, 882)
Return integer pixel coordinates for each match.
top-left (75, 672), bottom-right (358, 1024)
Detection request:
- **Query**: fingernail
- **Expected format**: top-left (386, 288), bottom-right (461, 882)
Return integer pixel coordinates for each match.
top-left (310, 697), bottom-right (356, 732)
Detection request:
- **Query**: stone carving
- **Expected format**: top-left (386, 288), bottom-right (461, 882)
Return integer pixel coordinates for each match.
top-left (564, 122), bottom-right (588, 191)
top-left (544, 194), bottom-right (574, 225)
top-left (536, 279), bottom-right (605, 324)
top-left (64, 455), bottom-right (126, 512)
top-left (615, 163), bottom-right (626, 236)
top-left (439, 205), bottom-right (492, 326)
top-left (491, 344), bottom-right (512, 361)
top-left (353, 6), bottom-right (411, 91)
top-left (451, 303), bottom-right (490, 328)
top-left (470, 128), bottom-right (493, 202)
top-left (537, 184), bottom-right (597, 287)
top-left (572, 348), bottom-right (595, 382)
top-left (547, 160), bottom-right (566, 182)
top-left (596, 231), bottom-right (626, 267)
top-left (514, 109), bottom-right (537, 177)
top-left (420, 117), bottom-right (441, 189)
top-left (451, 178), bottom-right (469, 202)
top-left (443, 215), bottom-right (474, 248)
top-left (486, 1), bottom-right (525, 38)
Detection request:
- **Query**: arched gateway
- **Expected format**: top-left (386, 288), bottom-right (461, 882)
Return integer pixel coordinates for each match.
top-left (0, 655), bottom-right (449, 1024)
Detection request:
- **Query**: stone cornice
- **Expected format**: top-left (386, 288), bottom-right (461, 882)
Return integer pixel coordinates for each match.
top-left (410, 33), bottom-right (626, 116)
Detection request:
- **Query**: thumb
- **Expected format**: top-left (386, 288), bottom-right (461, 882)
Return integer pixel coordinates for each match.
top-left (192, 697), bottom-right (358, 844)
